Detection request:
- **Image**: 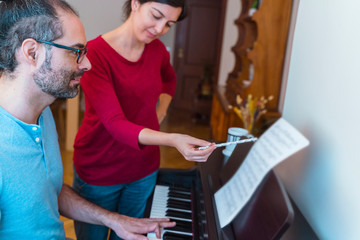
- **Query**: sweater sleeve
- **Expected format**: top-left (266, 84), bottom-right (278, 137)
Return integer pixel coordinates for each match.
top-left (160, 44), bottom-right (177, 97)
top-left (81, 41), bottom-right (144, 150)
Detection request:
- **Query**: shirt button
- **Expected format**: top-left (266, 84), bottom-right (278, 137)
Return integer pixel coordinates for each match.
top-left (32, 127), bottom-right (38, 131)
top-left (35, 137), bottom-right (40, 142)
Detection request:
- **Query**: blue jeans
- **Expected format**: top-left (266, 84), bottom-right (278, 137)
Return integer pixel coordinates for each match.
top-left (72, 169), bottom-right (158, 240)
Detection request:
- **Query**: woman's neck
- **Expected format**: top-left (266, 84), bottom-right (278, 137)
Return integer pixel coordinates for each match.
top-left (102, 22), bottom-right (145, 62)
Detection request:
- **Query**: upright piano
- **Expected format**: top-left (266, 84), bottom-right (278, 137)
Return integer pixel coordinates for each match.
top-left (145, 142), bottom-right (297, 240)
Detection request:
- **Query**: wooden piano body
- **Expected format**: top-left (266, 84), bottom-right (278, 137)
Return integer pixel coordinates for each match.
top-left (146, 142), bottom-right (294, 239)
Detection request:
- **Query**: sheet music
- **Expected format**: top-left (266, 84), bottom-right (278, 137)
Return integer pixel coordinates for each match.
top-left (214, 118), bottom-right (309, 228)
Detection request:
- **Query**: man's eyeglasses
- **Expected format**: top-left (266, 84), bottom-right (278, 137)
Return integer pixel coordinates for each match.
top-left (36, 40), bottom-right (88, 64)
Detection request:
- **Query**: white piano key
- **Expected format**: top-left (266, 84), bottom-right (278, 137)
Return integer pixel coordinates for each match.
top-left (147, 185), bottom-right (194, 240)
top-left (147, 229), bottom-right (193, 240)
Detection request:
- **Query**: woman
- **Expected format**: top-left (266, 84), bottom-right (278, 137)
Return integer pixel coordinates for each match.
top-left (72, 0), bottom-right (216, 239)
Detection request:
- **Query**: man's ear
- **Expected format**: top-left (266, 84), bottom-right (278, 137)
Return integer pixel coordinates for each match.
top-left (21, 38), bottom-right (40, 65)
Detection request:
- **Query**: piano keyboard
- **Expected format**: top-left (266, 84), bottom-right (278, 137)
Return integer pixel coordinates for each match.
top-left (147, 185), bottom-right (194, 240)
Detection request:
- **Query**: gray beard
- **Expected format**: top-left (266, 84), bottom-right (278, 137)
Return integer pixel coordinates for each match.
top-left (33, 52), bottom-right (81, 99)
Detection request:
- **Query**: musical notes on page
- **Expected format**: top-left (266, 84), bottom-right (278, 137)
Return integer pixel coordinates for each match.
top-left (214, 118), bottom-right (309, 228)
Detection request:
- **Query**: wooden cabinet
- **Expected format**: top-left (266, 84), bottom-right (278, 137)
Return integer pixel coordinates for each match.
top-left (210, 86), bottom-right (243, 141)
top-left (211, 0), bottom-right (294, 140)
top-left (210, 87), bottom-right (229, 141)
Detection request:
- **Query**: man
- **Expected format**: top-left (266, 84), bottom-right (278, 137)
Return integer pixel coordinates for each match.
top-left (0, 0), bottom-right (175, 239)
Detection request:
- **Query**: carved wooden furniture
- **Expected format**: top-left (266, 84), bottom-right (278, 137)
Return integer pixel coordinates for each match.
top-left (210, 0), bottom-right (294, 141)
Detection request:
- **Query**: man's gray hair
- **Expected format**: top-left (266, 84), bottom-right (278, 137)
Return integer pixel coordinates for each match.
top-left (0, 0), bottom-right (78, 74)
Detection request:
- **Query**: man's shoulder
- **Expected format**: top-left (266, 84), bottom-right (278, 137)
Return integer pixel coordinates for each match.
top-left (42, 106), bottom-right (53, 119)
top-left (0, 107), bottom-right (16, 130)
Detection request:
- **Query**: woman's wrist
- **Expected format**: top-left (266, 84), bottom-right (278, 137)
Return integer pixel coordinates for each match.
top-left (139, 128), bottom-right (175, 146)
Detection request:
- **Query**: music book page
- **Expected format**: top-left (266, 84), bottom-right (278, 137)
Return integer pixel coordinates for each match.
top-left (214, 118), bottom-right (309, 228)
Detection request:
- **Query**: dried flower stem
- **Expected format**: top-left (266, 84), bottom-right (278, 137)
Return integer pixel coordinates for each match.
top-left (233, 94), bottom-right (273, 133)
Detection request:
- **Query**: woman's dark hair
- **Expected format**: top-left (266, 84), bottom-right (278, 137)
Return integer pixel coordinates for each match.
top-left (123, 0), bottom-right (187, 21)
top-left (0, 0), bottom-right (78, 74)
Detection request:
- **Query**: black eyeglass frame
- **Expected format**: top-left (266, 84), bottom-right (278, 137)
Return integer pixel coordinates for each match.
top-left (36, 39), bottom-right (88, 63)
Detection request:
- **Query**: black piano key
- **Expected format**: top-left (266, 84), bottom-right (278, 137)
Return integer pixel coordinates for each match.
top-left (170, 219), bottom-right (192, 229)
top-left (165, 225), bottom-right (192, 233)
top-left (166, 209), bottom-right (192, 219)
top-left (167, 199), bottom-right (191, 210)
top-left (163, 231), bottom-right (193, 240)
top-left (163, 236), bottom-right (190, 240)
top-left (169, 186), bottom-right (191, 193)
top-left (168, 191), bottom-right (191, 199)
top-left (163, 237), bottom-right (181, 240)
top-left (167, 203), bottom-right (190, 211)
top-left (168, 198), bottom-right (191, 205)
top-left (170, 223), bottom-right (192, 231)
top-left (169, 188), bottom-right (191, 194)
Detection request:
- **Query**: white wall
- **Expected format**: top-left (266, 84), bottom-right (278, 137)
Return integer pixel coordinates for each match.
top-left (274, 0), bottom-right (360, 239)
top-left (68, 0), bottom-right (177, 62)
top-left (67, 0), bottom-right (126, 40)
top-left (217, 0), bottom-right (241, 86)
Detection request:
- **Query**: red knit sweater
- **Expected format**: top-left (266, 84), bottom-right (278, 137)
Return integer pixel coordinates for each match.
top-left (73, 36), bottom-right (176, 186)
